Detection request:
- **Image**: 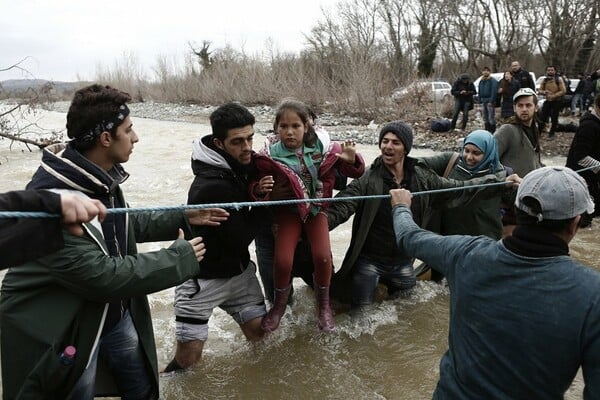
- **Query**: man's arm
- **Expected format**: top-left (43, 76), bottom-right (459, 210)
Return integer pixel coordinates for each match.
top-left (0, 190), bottom-right (105, 268)
top-left (419, 152), bottom-right (455, 176)
top-left (494, 126), bottom-right (511, 159)
top-left (415, 162), bottom-right (516, 210)
top-left (389, 189), bottom-right (476, 278)
top-left (42, 232), bottom-right (203, 300)
top-left (328, 175), bottom-right (364, 230)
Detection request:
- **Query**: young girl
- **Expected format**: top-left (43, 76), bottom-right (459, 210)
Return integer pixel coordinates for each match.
top-left (252, 99), bottom-right (365, 332)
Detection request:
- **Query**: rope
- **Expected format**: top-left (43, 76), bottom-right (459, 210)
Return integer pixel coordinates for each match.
top-left (1, 165), bottom-right (597, 219)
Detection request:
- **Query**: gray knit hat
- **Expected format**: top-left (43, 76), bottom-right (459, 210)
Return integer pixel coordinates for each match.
top-left (378, 121), bottom-right (413, 154)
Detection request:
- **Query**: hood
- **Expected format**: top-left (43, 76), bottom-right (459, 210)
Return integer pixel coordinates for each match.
top-left (27, 142), bottom-right (129, 197)
top-left (192, 135), bottom-right (232, 171)
top-left (191, 134), bottom-right (256, 179)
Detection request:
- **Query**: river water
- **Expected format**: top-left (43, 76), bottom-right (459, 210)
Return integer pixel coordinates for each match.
top-left (0, 110), bottom-right (597, 399)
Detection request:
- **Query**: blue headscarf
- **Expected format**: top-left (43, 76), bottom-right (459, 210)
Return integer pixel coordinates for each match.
top-left (460, 129), bottom-right (500, 173)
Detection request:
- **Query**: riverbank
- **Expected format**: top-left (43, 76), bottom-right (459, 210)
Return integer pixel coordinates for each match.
top-left (41, 100), bottom-right (578, 157)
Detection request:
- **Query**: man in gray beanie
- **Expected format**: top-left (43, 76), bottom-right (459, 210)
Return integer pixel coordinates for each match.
top-left (378, 121), bottom-right (413, 153)
top-left (390, 166), bottom-right (599, 399)
top-left (327, 121), bottom-right (521, 308)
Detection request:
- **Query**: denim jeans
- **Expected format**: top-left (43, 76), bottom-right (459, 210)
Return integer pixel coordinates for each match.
top-left (70, 310), bottom-right (153, 400)
top-left (482, 102), bottom-right (496, 126)
top-left (571, 93), bottom-right (584, 114)
top-left (451, 101), bottom-right (471, 130)
top-left (351, 255), bottom-right (416, 308)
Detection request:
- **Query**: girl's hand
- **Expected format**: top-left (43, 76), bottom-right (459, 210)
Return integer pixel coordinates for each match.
top-left (255, 175), bottom-right (274, 196)
top-left (337, 140), bottom-right (356, 164)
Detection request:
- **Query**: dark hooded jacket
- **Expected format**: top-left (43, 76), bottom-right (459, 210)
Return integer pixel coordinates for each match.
top-left (566, 109), bottom-right (600, 213)
top-left (187, 135), bottom-right (266, 279)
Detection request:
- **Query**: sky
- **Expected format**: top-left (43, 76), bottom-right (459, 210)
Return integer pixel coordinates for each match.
top-left (1, 0), bottom-right (340, 82)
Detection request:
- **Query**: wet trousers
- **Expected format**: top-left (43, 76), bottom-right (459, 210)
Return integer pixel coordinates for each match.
top-left (273, 211), bottom-right (332, 288)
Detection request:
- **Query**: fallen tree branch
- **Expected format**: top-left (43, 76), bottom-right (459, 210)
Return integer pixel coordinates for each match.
top-left (0, 131), bottom-right (58, 150)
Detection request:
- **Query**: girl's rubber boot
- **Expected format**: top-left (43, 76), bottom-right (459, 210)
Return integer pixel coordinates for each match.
top-left (315, 284), bottom-right (335, 332)
top-left (261, 285), bottom-right (291, 333)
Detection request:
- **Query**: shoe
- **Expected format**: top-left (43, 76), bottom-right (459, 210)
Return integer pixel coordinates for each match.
top-left (453, 128), bottom-right (463, 133)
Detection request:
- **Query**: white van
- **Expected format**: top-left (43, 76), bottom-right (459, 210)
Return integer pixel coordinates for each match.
top-left (473, 71), bottom-right (536, 102)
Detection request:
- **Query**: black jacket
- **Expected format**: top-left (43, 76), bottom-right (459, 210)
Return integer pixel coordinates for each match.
top-left (189, 135), bottom-right (265, 279)
top-left (566, 110), bottom-right (600, 210)
top-left (0, 190), bottom-right (63, 268)
top-left (451, 79), bottom-right (476, 104)
top-left (512, 68), bottom-right (535, 90)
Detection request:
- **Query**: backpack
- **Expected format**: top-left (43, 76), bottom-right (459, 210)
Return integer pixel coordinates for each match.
top-left (431, 118), bottom-right (452, 132)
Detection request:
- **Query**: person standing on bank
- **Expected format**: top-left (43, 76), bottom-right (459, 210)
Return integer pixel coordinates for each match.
top-left (252, 99), bottom-right (365, 332)
top-left (494, 87), bottom-right (544, 235)
top-left (566, 93), bottom-right (600, 227)
top-left (164, 103), bottom-right (268, 373)
top-left (538, 65), bottom-right (566, 139)
top-left (510, 60), bottom-right (535, 90)
top-left (391, 166), bottom-right (599, 399)
top-left (498, 71), bottom-right (520, 120)
top-left (477, 67), bottom-right (499, 133)
top-left (450, 73), bottom-right (476, 132)
top-left (0, 84), bottom-right (227, 400)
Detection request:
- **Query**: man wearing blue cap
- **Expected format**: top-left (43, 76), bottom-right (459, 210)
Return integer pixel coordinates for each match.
top-left (391, 166), bottom-right (600, 399)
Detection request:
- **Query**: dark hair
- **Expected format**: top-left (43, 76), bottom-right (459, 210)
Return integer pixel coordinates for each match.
top-left (273, 99), bottom-right (317, 147)
top-left (210, 102), bottom-right (255, 141)
top-left (595, 93), bottom-right (600, 109)
top-left (66, 84), bottom-right (131, 152)
top-left (482, 66), bottom-right (491, 71)
top-left (516, 196), bottom-right (575, 232)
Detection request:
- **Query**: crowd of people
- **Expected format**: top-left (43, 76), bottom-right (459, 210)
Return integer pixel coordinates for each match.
top-left (0, 75), bottom-right (599, 399)
top-left (451, 61), bottom-right (600, 138)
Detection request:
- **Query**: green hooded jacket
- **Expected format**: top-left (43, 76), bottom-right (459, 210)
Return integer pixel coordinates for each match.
top-left (0, 197), bottom-right (200, 400)
top-left (422, 152), bottom-right (509, 240)
top-left (328, 156), bottom-right (506, 302)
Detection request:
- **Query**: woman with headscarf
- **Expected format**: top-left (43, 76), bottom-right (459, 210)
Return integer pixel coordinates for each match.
top-left (422, 129), bottom-right (511, 240)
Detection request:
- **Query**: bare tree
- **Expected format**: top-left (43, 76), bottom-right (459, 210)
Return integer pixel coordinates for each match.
top-left (0, 61), bottom-right (62, 150)
top-left (189, 40), bottom-right (214, 73)
top-left (533, 0), bottom-right (599, 74)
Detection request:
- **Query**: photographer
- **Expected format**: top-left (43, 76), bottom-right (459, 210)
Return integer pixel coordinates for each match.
top-left (538, 65), bottom-right (566, 139)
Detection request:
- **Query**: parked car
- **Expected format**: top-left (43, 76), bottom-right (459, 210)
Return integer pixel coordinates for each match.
top-left (392, 80), bottom-right (452, 103)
